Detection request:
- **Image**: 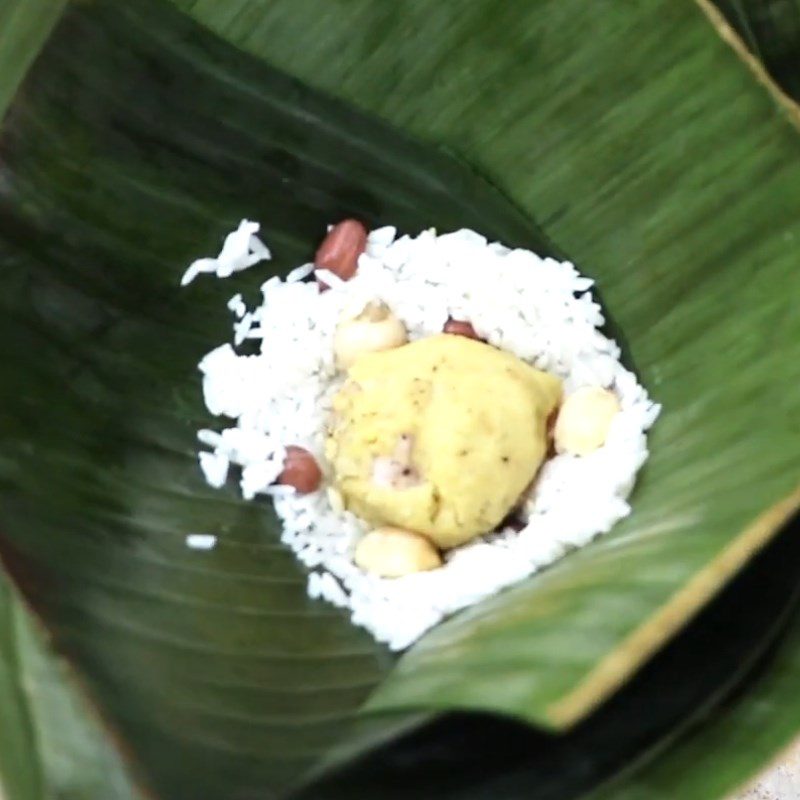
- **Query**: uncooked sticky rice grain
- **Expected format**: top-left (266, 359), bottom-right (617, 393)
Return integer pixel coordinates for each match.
top-left (181, 219), bottom-right (271, 286)
top-left (187, 224), bottom-right (660, 650)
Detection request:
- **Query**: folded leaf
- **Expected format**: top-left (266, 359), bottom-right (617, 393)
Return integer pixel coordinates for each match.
top-left (0, 572), bottom-right (143, 800)
top-left (1, 0), bottom-right (800, 797)
top-left (0, 0), bottom-right (65, 117)
top-left (587, 569), bottom-right (800, 799)
top-left (174, 0), bottom-right (800, 725)
top-left (0, 1), bottom-right (541, 794)
top-left (294, 517), bottom-right (800, 799)
top-left (714, 0), bottom-right (800, 99)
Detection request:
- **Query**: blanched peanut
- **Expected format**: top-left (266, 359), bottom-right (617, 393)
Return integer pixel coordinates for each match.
top-left (333, 301), bottom-right (407, 369)
top-left (554, 387), bottom-right (620, 456)
top-left (277, 446), bottom-right (322, 493)
top-left (354, 527), bottom-right (442, 577)
top-left (315, 219), bottom-right (368, 287)
top-left (442, 318), bottom-right (482, 340)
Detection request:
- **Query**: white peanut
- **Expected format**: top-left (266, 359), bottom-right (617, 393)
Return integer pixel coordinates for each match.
top-left (354, 527), bottom-right (442, 577)
top-left (554, 386), bottom-right (620, 456)
top-left (333, 301), bottom-right (407, 369)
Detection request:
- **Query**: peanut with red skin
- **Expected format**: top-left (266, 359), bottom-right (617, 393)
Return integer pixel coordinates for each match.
top-left (315, 219), bottom-right (368, 288)
top-left (277, 446), bottom-right (322, 493)
top-left (546, 407), bottom-right (559, 457)
top-left (443, 318), bottom-right (482, 340)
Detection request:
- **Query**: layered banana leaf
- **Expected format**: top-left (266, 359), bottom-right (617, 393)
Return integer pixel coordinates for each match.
top-left (715, 0), bottom-right (800, 99)
top-left (0, 573), bottom-right (143, 800)
top-left (1, 0), bottom-right (799, 798)
top-left (297, 518), bottom-right (800, 800)
top-left (4, 518), bottom-right (800, 800)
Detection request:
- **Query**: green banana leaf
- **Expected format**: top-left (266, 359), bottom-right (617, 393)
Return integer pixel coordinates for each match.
top-left (0, 572), bottom-right (143, 800)
top-left (588, 540), bottom-right (800, 800)
top-left (0, 0), bottom-right (65, 116)
top-left (1, 0), bottom-right (800, 798)
top-left (715, 0), bottom-right (800, 99)
top-left (4, 520), bottom-right (800, 800)
top-left (296, 516), bottom-right (800, 799)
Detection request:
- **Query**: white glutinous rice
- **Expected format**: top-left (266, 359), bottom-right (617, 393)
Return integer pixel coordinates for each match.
top-left (186, 533), bottom-right (218, 551)
top-left (186, 224), bottom-right (660, 650)
top-left (181, 219), bottom-right (272, 286)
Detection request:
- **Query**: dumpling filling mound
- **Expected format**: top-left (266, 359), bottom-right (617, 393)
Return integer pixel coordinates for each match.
top-left (184, 220), bottom-right (660, 650)
top-left (328, 335), bottom-right (561, 548)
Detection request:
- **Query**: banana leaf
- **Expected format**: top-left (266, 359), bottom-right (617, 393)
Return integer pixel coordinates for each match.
top-left (1, 0), bottom-right (800, 798)
top-left (4, 520), bottom-right (799, 800)
top-left (0, 0), bottom-right (65, 116)
top-left (296, 513), bottom-right (800, 800)
top-left (714, 0), bottom-right (800, 99)
top-left (0, 572), bottom-right (143, 800)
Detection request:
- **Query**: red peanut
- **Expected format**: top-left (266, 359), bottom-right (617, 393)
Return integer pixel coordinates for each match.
top-left (443, 318), bottom-right (482, 341)
top-left (277, 446), bottom-right (322, 493)
top-left (315, 219), bottom-right (368, 288)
